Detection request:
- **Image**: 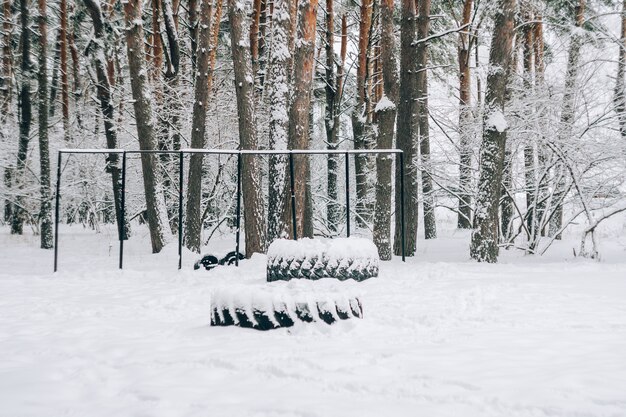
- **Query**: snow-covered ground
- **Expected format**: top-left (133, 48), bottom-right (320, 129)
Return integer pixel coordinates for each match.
top-left (1, 223), bottom-right (626, 417)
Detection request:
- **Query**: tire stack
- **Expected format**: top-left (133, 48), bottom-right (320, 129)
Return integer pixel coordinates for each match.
top-left (210, 238), bottom-right (379, 331)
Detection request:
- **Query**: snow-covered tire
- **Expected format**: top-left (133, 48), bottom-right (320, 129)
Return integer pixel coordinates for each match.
top-left (210, 287), bottom-right (363, 330)
top-left (266, 238), bottom-right (379, 282)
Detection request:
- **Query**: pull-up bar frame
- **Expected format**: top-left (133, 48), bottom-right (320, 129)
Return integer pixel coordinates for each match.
top-left (53, 149), bottom-right (406, 272)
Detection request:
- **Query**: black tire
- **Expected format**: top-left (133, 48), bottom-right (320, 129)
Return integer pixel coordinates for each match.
top-left (266, 238), bottom-right (379, 282)
top-left (267, 255), bottom-right (379, 282)
top-left (210, 290), bottom-right (363, 331)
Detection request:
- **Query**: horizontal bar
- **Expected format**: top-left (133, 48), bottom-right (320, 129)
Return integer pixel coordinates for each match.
top-left (59, 149), bottom-right (125, 154)
top-left (59, 148), bottom-right (404, 156)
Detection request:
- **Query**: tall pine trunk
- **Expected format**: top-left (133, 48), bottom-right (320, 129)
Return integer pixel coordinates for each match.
top-left (84, 0), bottom-right (128, 241)
top-left (416, 0), bottom-right (436, 239)
top-left (457, 0), bottom-right (473, 229)
top-left (11, 0), bottom-right (32, 235)
top-left (1, 0), bottom-right (12, 116)
top-left (228, 0), bottom-right (266, 255)
top-left (373, 0), bottom-right (399, 260)
top-left (469, 0), bottom-right (516, 263)
top-left (267, 0), bottom-right (291, 243)
top-left (60, 0), bottom-right (70, 141)
top-left (324, 0), bottom-right (338, 233)
top-left (352, 0), bottom-right (373, 228)
top-left (287, 0), bottom-right (318, 239)
top-left (394, 0), bottom-right (418, 256)
top-left (184, 0), bottom-right (213, 253)
top-left (123, 0), bottom-right (172, 253)
top-left (614, 0), bottom-right (626, 145)
top-left (38, 0), bottom-right (53, 248)
top-left (550, 0), bottom-right (585, 239)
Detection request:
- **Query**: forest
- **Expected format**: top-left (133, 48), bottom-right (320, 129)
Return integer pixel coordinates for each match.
top-left (1, 0), bottom-right (625, 263)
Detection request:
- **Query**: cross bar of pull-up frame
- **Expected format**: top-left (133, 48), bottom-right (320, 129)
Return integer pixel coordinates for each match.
top-left (53, 148), bottom-right (406, 272)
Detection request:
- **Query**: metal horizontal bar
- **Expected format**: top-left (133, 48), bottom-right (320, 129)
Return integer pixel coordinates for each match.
top-left (59, 149), bottom-right (125, 154)
top-left (59, 148), bottom-right (403, 156)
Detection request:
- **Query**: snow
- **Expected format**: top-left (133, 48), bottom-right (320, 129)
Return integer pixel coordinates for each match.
top-left (486, 110), bottom-right (508, 133)
top-left (375, 95), bottom-right (396, 113)
top-left (1, 225), bottom-right (626, 416)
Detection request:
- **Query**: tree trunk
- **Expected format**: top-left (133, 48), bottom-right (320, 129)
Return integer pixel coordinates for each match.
top-left (373, 0), bottom-right (399, 261)
top-left (123, 0), bottom-right (172, 253)
top-left (37, 0), bottom-right (53, 248)
top-left (416, 0), bottom-right (436, 239)
top-left (84, 0), bottom-right (128, 241)
top-left (394, 0), bottom-right (418, 257)
top-left (48, 30), bottom-right (61, 117)
top-left (228, 0), bottom-right (266, 255)
top-left (522, 8), bottom-right (537, 241)
top-left (184, 0), bottom-right (213, 253)
top-left (60, 0), bottom-right (70, 141)
top-left (1, 0), bottom-right (12, 116)
top-left (188, 0), bottom-right (198, 74)
top-left (614, 0), bottom-right (626, 145)
top-left (469, 0), bottom-right (516, 263)
top-left (457, 0), bottom-right (473, 229)
top-left (550, 0), bottom-right (585, 240)
top-left (11, 0), bottom-right (32, 235)
top-left (267, 0), bottom-right (291, 243)
top-left (68, 6), bottom-right (83, 129)
top-left (324, 0), bottom-right (339, 233)
top-left (352, 0), bottom-right (373, 228)
top-left (287, 0), bottom-right (318, 239)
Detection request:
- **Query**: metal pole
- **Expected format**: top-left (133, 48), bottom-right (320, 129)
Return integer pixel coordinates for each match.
top-left (178, 151), bottom-right (184, 270)
top-left (235, 152), bottom-right (242, 266)
top-left (344, 152), bottom-right (351, 238)
top-left (53, 152), bottom-right (62, 272)
top-left (289, 152), bottom-right (297, 240)
top-left (119, 152), bottom-right (127, 269)
top-left (399, 152), bottom-right (406, 262)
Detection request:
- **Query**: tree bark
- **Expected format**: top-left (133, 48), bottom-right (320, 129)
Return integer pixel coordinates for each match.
top-left (324, 0), bottom-right (339, 233)
top-left (615, 0), bottom-right (626, 145)
top-left (123, 0), bottom-right (172, 253)
top-left (188, 0), bottom-right (198, 74)
top-left (1, 0), bottom-right (12, 116)
top-left (228, 0), bottom-right (266, 255)
top-left (416, 0), bottom-right (436, 239)
top-left (60, 0), bottom-right (70, 141)
top-left (373, 0), bottom-right (399, 261)
top-left (37, 0), bottom-right (53, 248)
top-left (184, 0), bottom-right (213, 253)
top-left (550, 0), bottom-right (585, 239)
top-left (457, 0), bottom-right (473, 229)
top-left (267, 0), bottom-right (291, 243)
top-left (394, 0), bottom-right (418, 256)
top-left (48, 30), bottom-right (61, 117)
top-left (288, 0), bottom-right (318, 239)
top-left (352, 0), bottom-right (373, 228)
top-left (11, 0), bottom-right (32, 235)
top-left (84, 0), bottom-right (128, 241)
top-left (469, 0), bottom-right (516, 263)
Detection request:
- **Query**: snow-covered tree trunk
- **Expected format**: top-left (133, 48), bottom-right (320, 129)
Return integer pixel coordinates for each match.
top-left (394, 0), bottom-right (418, 257)
top-left (188, 0), bottom-right (198, 74)
top-left (352, 0), bottom-right (373, 229)
top-left (416, 0), bottom-right (436, 240)
top-left (614, 0), bottom-right (626, 147)
top-left (11, 0), bottom-right (32, 235)
top-left (84, 0), bottom-right (129, 241)
top-left (228, 0), bottom-right (267, 256)
top-left (185, 0), bottom-right (213, 253)
top-left (522, 9), bottom-right (537, 242)
top-left (1, 0), bottom-right (11, 116)
top-left (324, 0), bottom-right (339, 233)
top-left (37, 0), bottom-right (53, 248)
top-left (457, 0), bottom-right (473, 230)
top-left (550, 0), bottom-right (585, 240)
top-left (287, 0), bottom-right (318, 239)
top-left (123, 0), bottom-right (172, 253)
top-left (60, 0), bottom-right (70, 141)
top-left (267, 0), bottom-right (291, 243)
top-left (372, 0), bottom-right (398, 261)
top-left (469, 0), bottom-right (516, 263)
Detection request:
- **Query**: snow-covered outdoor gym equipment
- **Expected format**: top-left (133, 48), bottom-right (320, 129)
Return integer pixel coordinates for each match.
top-left (266, 238), bottom-right (379, 282)
top-left (53, 149), bottom-right (406, 272)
